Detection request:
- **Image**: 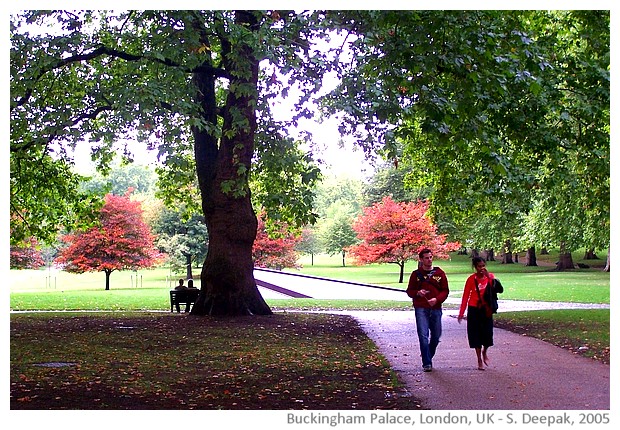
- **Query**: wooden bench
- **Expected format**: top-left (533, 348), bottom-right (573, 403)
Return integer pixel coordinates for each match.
top-left (169, 289), bottom-right (200, 313)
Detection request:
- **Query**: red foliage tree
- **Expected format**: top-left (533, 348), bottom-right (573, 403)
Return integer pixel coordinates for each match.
top-left (10, 237), bottom-right (45, 269)
top-left (252, 214), bottom-right (301, 270)
top-left (348, 196), bottom-right (460, 283)
top-left (55, 192), bottom-right (162, 290)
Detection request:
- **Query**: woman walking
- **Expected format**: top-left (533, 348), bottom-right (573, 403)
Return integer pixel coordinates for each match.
top-left (458, 256), bottom-right (503, 370)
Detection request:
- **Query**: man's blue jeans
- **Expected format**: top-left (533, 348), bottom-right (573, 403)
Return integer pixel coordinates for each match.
top-left (414, 307), bottom-right (443, 368)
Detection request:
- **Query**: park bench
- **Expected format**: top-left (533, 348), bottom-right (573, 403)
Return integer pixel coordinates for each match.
top-left (169, 289), bottom-right (200, 313)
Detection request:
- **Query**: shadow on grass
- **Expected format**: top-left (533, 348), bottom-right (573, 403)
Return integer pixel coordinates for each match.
top-left (10, 312), bottom-right (422, 410)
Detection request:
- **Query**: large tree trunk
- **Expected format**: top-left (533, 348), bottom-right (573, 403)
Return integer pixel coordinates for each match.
top-left (190, 11), bottom-right (271, 316)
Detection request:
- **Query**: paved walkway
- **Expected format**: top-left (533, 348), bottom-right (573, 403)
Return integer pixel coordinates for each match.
top-left (341, 309), bottom-right (610, 410)
top-left (255, 270), bottom-right (611, 410)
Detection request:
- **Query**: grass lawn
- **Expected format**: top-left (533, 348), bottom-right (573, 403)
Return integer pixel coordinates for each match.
top-left (494, 309), bottom-right (610, 364)
top-left (9, 252), bottom-right (610, 311)
top-left (288, 252), bottom-right (611, 304)
top-left (9, 251), bottom-right (610, 409)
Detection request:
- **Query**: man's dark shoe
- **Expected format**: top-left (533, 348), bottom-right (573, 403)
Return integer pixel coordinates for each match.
top-left (423, 365), bottom-right (432, 372)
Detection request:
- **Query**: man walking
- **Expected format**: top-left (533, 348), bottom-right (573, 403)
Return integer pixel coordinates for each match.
top-left (406, 248), bottom-right (450, 372)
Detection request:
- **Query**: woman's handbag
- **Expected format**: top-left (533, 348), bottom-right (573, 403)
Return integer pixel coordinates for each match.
top-left (475, 277), bottom-right (500, 318)
top-left (485, 278), bottom-right (503, 314)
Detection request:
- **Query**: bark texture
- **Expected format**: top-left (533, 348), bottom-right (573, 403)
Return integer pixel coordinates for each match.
top-left (190, 12), bottom-right (272, 316)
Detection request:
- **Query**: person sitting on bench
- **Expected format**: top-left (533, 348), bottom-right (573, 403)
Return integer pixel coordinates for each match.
top-left (173, 279), bottom-right (192, 312)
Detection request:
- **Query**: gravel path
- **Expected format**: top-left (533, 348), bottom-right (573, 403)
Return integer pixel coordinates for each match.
top-left (339, 309), bottom-right (610, 410)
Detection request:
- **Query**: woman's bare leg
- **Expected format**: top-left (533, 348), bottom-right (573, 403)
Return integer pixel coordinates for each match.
top-left (482, 347), bottom-right (490, 366)
top-left (475, 347), bottom-right (484, 370)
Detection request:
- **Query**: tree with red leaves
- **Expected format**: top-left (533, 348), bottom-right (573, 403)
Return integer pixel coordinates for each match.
top-left (252, 214), bottom-right (301, 270)
top-left (56, 192), bottom-right (161, 290)
top-left (348, 196), bottom-right (460, 283)
top-left (10, 237), bottom-right (45, 269)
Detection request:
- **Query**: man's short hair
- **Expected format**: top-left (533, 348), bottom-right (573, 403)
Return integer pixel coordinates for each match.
top-left (418, 248), bottom-right (433, 259)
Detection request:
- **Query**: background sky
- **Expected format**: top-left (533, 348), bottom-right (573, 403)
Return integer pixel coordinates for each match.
top-left (70, 115), bottom-right (371, 179)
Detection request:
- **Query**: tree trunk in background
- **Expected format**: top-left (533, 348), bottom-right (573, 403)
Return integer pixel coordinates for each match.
top-left (183, 252), bottom-right (193, 280)
top-left (524, 246), bottom-right (538, 266)
top-left (501, 253), bottom-right (514, 264)
top-left (556, 241), bottom-right (575, 271)
top-left (583, 248), bottom-right (599, 260)
top-left (104, 269), bottom-right (112, 291)
top-left (604, 249), bottom-right (610, 272)
top-left (501, 240), bottom-right (514, 264)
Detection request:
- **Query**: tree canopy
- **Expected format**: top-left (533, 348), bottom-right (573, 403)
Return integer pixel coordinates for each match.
top-left (324, 10), bottom-right (609, 265)
top-left (11, 10), bottom-right (342, 315)
top-left (10, 237), bottom-right (45, 269)
top-left (154, 209), bottom-right (209, 279)
top-left (11, 10), bottom-right (609, 315)
top-left (348, 197), bottom-right (459, 282)
top-left (55, 192), bottom-right (161, 290)
top-left (252, 214), bottom-right (301, 270)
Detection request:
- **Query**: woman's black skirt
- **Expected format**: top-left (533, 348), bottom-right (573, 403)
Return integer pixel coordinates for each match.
top-left (466, 305), bottom-right (494, 348)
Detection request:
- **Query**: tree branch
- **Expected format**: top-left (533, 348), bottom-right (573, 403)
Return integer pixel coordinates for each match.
top-left (13, 43), bottom-right (230, 111)
top-left (10, 103), bottom-right (115, 154)
top-left (59, 45), bottom-right (231, 78)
